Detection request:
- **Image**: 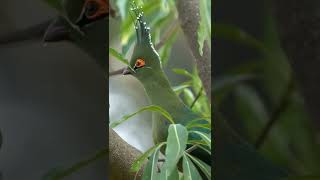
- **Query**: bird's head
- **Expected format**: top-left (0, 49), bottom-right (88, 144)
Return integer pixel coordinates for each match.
top-left (122, 5), bottom-right (162, 80)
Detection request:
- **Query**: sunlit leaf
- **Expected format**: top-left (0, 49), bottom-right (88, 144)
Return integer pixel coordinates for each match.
top-left (109, 47), bottom-right (129, 65)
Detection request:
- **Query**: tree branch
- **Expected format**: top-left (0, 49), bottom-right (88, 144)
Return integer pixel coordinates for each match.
top-left (109, 128), bottom-right (143, 180)
top-left (176, 0), bottom-right (211, 102)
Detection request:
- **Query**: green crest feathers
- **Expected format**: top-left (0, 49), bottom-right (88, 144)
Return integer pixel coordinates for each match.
top-left (130, 2), bottom-right (153, 47)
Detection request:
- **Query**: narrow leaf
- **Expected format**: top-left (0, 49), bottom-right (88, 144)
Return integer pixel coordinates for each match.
top-left (189, 131), bottom-right (211, 149)
top-left (131, 142), bottom-right (166, 172)
top-left (160, 163), bottom-right (180, 180)
top-left (172, 68), bottom-right (194, 78)
top-left (182, 153), bottom-right (203, 180)
top-left (186, 153), bottom-right (211, 179)
top-left (165, 124), bottom-right (188, 177)
top-left (110, 105), bottom-right (174, 128)
top-left (109, 47), bottom-right (129, 65)
top-left (142, 147), bottom-right (161, 180)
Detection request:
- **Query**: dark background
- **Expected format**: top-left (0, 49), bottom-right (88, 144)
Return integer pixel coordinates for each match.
top-left (0, 0), bottom-right (107, 179)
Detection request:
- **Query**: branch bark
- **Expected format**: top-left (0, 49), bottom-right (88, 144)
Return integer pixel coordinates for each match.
top-left (109, 128), bottom-right (143, 180)
top-left (176, 0), bottom-right (212, 101)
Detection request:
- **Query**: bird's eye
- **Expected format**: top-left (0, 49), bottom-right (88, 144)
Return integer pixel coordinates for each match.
top-left (134, 58), bottom-right (145, 69)
top-left (84, 0), bottom-right (108, 19)
top-left (85, 1), bottom-right (100, 18)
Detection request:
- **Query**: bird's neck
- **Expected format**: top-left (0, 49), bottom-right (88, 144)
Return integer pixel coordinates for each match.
top-left (139, 70), bottom-right (186, 116)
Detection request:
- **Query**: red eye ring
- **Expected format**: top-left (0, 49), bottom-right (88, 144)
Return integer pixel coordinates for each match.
top-left (84, 0), bottom-right (108, 19)
top-left (134, 58), bottom-right (145, 68)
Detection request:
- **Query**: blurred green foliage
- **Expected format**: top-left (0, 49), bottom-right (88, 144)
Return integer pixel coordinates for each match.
top-left (214, 3), bottom-right (320, 178)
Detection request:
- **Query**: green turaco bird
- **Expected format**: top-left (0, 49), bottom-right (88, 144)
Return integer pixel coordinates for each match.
top-left (122, 5), bottom-right (211, 171)
top-left (122, 6), bottom-right (288, 180)
top-left (0, 0), bottom-right (110, 70)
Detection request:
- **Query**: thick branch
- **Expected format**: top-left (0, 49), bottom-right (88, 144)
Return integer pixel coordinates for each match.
top-left (176, 0), bottom-right (211, 101)
top-left (109, 128), bottom-right (143, 180)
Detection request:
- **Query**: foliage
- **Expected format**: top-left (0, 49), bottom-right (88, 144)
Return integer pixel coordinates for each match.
top-left (214, 3), bottom-right (320, 179)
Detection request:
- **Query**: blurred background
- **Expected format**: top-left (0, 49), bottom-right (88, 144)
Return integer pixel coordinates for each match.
top-left (0, 0), bottom-right (107, 179)
top-left (214, 0), bottom-right (320, 176)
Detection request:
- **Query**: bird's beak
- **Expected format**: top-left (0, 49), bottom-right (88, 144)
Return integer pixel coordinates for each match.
top-left (43, 18), bottom-right (71, 42)
top-left (122, 67), bottom-right (132, 75)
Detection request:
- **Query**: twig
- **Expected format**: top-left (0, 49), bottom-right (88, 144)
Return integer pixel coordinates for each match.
top-left (109, 68), bottom-right (126, 77)
top-left (186, 145), bottom-right (198, 154)
top-left (190, 86), bottom-right (203, 109)
top-left (254, 78), bottom-right (295, 149)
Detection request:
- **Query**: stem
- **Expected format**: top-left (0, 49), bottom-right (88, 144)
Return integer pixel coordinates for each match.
top-left (190, 87), bottom-right (203, 109)
top-left (254, 78), bottom-right (295, 149)
top-left (109, 68), bottom-right (126, 77)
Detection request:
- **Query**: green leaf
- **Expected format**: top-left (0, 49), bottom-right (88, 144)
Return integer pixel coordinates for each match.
top-left (159, 163), bottom-right (180, 180)
top-left (197, 0), bottom-right (211, 56)
top-left (186, 153), bottom-right (211, 179)
top-left (213, 74), bottom-right (254, 94)
top-left (183, 88), bottom-right (195, 107)
top-left (110, 105), bottom-right (175, 128)
top-left (142, 146), bottom-right (162, 180)
top-left (214, 23), bottom-right (268, 53)
top-left (172, 68), bottom-right (194, 78)
top-left (131, 142), bottom-right (166, 172)
top-left (165, 124), bottom-right (188, 177)
top-left (189, 131), bottom-right (211, 149)
top-left (109, 47), bottom-right (129, 65)
top-left (173, 83), bottom-right (192, 95)
top-left (185, 117), bottom-right (211, 129)
top-left (182, 153), bottom-right (203, 180)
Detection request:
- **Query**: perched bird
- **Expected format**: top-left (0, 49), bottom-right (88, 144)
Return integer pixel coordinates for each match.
top-left (122, 6), bottom-right (288, 180)
top-left (0, 0), bottom-right (111, 70)
top-left (122, 6), bottom-right (211, 177)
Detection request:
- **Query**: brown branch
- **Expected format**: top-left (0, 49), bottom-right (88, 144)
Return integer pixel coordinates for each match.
top-left (176, 0), bottom-right (211, 102)
top-left (109, 128), bottom-right (143, 180)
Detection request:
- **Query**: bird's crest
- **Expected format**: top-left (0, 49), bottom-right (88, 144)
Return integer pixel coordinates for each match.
top-left (130, 2), bottom-right (154, 48)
